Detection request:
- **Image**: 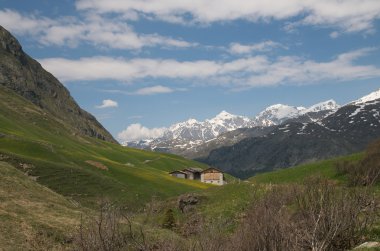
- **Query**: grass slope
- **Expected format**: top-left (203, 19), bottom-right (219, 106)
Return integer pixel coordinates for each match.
top-left (0, 86), bottom-right (211, 209)
top-left (0, 161), bottom-right (86, 250)
top-left (251, 153), bottom-right (363, 184)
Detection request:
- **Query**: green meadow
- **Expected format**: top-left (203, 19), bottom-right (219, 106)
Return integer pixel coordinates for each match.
top-left (251, 153), bottom-right (363, 184)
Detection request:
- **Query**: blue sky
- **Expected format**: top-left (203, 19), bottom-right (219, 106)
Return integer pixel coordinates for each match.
top-left (1, 0), bottom-right (380, 142)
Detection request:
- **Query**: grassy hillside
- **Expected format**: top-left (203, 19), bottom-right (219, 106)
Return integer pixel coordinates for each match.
top-left (250, 153), bottom-right (363, 184)
top-left (0, 85), bottom-right (211, 209)
top-left (0, 161), bottom-right (87, 250)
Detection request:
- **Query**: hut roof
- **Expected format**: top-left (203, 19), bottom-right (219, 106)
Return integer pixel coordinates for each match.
top-left (201, 167), bottom-right (223, 173)
top-left (169, 170), bottom-right (187, 175)
top-left (182, 167), bottom-right (203, 173)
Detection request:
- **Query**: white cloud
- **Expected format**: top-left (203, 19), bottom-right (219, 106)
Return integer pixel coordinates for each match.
top-left (96, 99), bottom-right (118, 108)
top-left (0, 9), bottom-right (195, 50)
top-left (101, 86), bottom-right (185, 95)
top-left (39, 57), bottom-right (221, 82)
top-left (133, 85), bottom-right (175, 95)
top-left (0, 9), bottom-right (53, 35)
top-left (39, 48), bottom-right (380, 89)
top-left (228, 41), bottom-right (283, 54)
top-left (117, 123), bottom-right (167, 142)
top-left (76, 0), bottom-right (380, 33)
top-left (330, 31), bottom-right (340, 39)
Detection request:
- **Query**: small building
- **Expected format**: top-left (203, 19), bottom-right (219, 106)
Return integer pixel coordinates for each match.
top-left (169, 170), bottom-right (187, 179)
top-left (201, 167), bottom-right (224, 185)
top-left (182, 167), bottom-right (203, 180)
top-left (169, 167), bottom-right (225, 185)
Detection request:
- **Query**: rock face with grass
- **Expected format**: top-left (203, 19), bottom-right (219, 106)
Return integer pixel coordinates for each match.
top-left (0, 26), bottom-right (117, 143)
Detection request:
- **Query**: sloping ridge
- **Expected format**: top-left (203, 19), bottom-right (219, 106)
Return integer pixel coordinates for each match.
top-left (0, 26), bottom-right (117, 143)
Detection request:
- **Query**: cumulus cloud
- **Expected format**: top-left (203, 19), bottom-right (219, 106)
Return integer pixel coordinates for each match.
top-left (117, 123), bottom-right (167, 142)
top-left (0, 9), bottom-right (195, 50)
top-left (96, 99), bottom-right (118, 108)
top-left (76, 0), bottom-right (380, 33)
top-left (39, 48), bottom-right (380, 89)
top-left (228, 41), bottom-right (284, 55)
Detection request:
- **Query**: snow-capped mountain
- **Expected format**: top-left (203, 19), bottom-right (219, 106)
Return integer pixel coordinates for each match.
top-left (123, 111), bottom-right (255, 151)
top-left (123, 100), bottom-right (340, 153)
top-left (300, 100), bottom-right (340, 114)
top-left (201, 90), bottom-right (380, 178)
top-left (253, 104), bottom-right (306, 126)
top-left (351, 88), bottom-right (380, 105)
top-left (253, 100), bottom-right (340, 126)
top-left (162, 111), bottom-right (254, 143)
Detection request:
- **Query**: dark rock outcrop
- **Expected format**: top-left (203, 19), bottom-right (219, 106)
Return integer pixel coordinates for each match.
top-left (178, 194), bottom-right (200, 213)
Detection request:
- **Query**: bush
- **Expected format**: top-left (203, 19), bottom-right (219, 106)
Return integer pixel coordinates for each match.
top-left (229, 187), bottom-right (296, 250)
top-left (224, 178), bottom-right (377, 251)
top-left (162, 209), bottom-right (176, 230)
top-left (293, 177), bottom-right (376, 250)
top-left (74, 202), bottom-right (148, 251)
top-left (336, 140), bottom-right (380, 186)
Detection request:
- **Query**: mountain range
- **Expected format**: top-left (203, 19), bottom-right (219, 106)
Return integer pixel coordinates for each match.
top-left (124, 99), bottom-right (340, 155)
top-left (125, 89), bottom-right (380, 178)
top-left (199, 89), bottom-right (380, 178)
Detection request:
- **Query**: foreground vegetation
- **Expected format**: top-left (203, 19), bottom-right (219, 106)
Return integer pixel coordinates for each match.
top-left (0, 161), bottom-right (85, 250)
top-left (2, 130), bottom-right (380, 250)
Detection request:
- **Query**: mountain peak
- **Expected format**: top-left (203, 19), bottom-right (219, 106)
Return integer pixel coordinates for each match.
top-left (265, 104), bottom-right (289, 110)
top-left (258, 104), bottom-right (301, 118)
top-left (353, 89), bottom-right (380, 105)
top-left (301, 99), bottom-right (340, 114)
top-left (185, 118), bottom-right (199, 124)
top-left (214, 110), bottom-right (236, 119)
top-left (0, 26), bottom-right (22, 55)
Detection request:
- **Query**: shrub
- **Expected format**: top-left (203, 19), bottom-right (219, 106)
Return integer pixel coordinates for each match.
top-left (228, 185), bottom-right (297, 251)
top-left (336, 139), bottom-right (380, 186)
top-left (162, 209), bottom-right (176, 230)
top-left (74, 202), bottom-right (148, 251)
top-left (224, 178), bottom-right (377, 251)
top-left (293, 177), bottom-right (376, 250)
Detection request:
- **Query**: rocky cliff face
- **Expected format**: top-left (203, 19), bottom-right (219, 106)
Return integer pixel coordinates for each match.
top-left (0, 26), bottom-right (117, 143)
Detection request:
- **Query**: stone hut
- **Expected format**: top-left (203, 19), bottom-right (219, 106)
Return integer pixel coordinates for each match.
top-left (169, 170), bottom-right (187, 179)
top-left (201, 167), bottom-right (224, 185)
top-left (182, 167), bottom-right (203, 180)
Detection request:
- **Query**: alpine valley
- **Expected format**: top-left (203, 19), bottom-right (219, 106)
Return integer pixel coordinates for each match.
top-left (2, 1), bottom-right (380, 249)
